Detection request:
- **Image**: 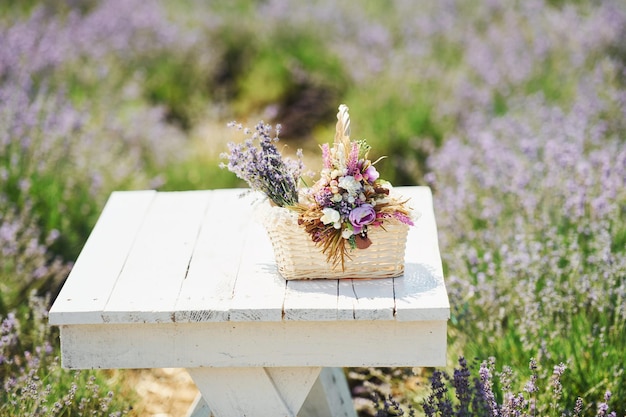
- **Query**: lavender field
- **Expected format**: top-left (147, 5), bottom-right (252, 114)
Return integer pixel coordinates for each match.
top-left (1, 1), bottom-right (625, 415)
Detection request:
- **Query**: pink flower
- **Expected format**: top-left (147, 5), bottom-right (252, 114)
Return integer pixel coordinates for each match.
top-left (363, 165), bottom-right (379, 182)
top-left (349, 204), bottom-right (376, 233)
top-left (347, 142), bottom-right (360, 174)
top-left (321, 143), bottom-right (332, 169)
top-left (321, 143), bottom-right (333, 169)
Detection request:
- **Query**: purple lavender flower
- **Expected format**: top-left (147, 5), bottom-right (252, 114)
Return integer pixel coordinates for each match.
top-left (596, 391), bottom-right (613, 417)
top-left (452, 357), bottom-right (471, 417)
top-left (573, 397), bottom-right (584, 417)
top-left (314, 187), bottom-right (334, 208)
top-left (221, 121), bottom-right (303, 207)
top-left (479, 359), bottom-right (499, 417)
top-left (429, 46), bottom-right (626, 404)
top-left (423, 369), bottom-right (454, 417)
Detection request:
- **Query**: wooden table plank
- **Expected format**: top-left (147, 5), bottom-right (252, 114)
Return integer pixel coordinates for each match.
top-left (175, 189), bottom-right (252, 322)
top-left (337, 279), bottom-right (396, 321)
top-left (352, 278), bottom-right (395, 320)
top-left (60, 320), bottom-right (446, 368)
top-left (229, 218), bottom-right (287, 322)
top-left (395, 187), bottom-right (449, 321)
top-left (102, 191), bottom-right (212, 323)
top-left (283, 280), bottom-right (339, 321)
top-left (337, 280), bottom-right (356, 320)
top-left (49, 191), bottom-right (156, 325)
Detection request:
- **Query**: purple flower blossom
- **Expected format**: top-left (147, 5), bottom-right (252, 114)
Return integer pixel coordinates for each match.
top-left (314, 187), bottom-right (334, 208)
top-left (349, 204), bottom-right (376, 233)
top-left (423, 369), bottom-right (453, 417)
top-left (479, 359), bottom-right (499, 417)
top-left (452, 357), bottom-right (471, 417)
top-left (363, 165), bottom-right (379, 183)
top-left (597, 391), bottom-right (613, 417)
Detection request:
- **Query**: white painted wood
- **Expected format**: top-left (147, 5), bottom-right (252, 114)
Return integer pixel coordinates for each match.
top-left (352, 279), bottom-right (395, 321)
top-left (188, 367), bottom-right (292, 417)
top-left (402, 186), bottom-right (443, 265)
top-left (102, 191), bottom-right (212, 323)
top-left (394, 187), bottom-right (450, 321)
top-left (265, 367), bottom-right (322, 413)
top-left (49, 191), bottom-right (156, 325)
top-left (394, 262), bottom-right (449, 321)
top-left (283, 280), bottom-right (339, 321)
top-left (186, 393), bottom-right (211, 417)
top-left (228, 218), bottom-right (286, 322)
top-left (337, 280), bottom-right (356, 320)
top-left (337, 279), bottom-right (395, 321)
top-left (58, 320), bottom-right (446, 369)
top-left (188, 367), bottom-right (320, 417)
top-left (300, 368), bottom-right (357, 417)
top-left (175, 189), bottom-right (253, 323)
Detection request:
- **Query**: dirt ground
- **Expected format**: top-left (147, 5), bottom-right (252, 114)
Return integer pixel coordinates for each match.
top-left (127, 368), bottom-right (199, 417)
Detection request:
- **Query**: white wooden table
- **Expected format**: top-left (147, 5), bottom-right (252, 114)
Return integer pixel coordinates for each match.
top-left (49, 186), bottom-right (449, 417)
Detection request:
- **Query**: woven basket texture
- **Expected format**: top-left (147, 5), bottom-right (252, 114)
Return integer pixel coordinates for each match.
top-left (263, 206), bottom-right (409, 280)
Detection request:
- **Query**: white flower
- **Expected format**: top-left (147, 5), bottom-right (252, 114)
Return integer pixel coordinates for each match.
top-left (341, 228), bottom-right (353, 239)
top-left (375, 196), bottom-right (390, 205)
top-left (338, 175), bottom-right (362, 197)
top-left (319, 169), bottom-right (331, 184)
top-left (321, 208), bottom-right (341, 228)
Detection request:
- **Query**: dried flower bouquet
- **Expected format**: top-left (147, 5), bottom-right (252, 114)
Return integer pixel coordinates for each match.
top-left (222, 104), bottom-right (416, 279)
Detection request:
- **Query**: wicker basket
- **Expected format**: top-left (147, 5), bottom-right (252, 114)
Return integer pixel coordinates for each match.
top-left (263, 205), bottom-right (409, 280)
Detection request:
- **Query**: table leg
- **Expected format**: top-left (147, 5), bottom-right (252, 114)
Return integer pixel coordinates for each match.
top-left (185, 393), bottom-right (211, 417)
top-left (300, 368), bottom-right (358, 417)
top-left (187, 366), bottom-right (321, 417)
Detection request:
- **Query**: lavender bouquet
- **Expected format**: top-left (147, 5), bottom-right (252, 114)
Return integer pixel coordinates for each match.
top-left (220, 121), bottom-right (304, 207)
top-left (222, 105), bottom-right (415, 274)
